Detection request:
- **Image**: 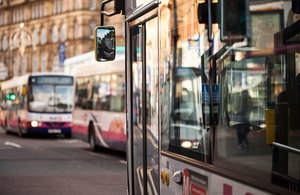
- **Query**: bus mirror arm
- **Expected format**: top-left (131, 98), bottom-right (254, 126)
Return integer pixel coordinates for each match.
top-left (100, 0), bottom-right (125, 26)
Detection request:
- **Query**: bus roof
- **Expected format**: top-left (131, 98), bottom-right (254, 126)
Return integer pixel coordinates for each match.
top-left (1, 72), bottom-right (73, 90)
top-left (64, 51), bottom-right (125, 78)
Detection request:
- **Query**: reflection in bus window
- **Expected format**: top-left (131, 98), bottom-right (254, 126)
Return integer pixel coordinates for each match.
top-left (160, 0), bottom-right (211, 163)
top-left (158, 0), bottom-right (300, 192)
top-left (75, 74), bottom-right (125, 112)
top-left (29, 84), bottom-right (73, 113)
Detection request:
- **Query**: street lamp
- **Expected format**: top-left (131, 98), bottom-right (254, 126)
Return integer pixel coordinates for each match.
top-left (9, 22), bottom-right (32, 76)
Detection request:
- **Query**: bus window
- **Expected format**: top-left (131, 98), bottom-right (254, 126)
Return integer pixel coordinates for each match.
top-left (75, 77), bottom-right (96, 110)
top-left (160, 0), bottom-right (211, 162)
top-left (110, 74), bottom-right (125, 112)
top-left (29, 82), bottom-right (73, 113)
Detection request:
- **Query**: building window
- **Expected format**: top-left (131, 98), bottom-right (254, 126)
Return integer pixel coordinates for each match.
top-left (32, 55), bottom-right (37, 73)
top-left (90, 21), bottom-right (95, 39)
top-left (21, 56), bottom-right (27, 75)
top-left (43, 4), bottom-right (46, 17)
top-left (40, 28), bottom-right (47, 45)
top-left (2, 35), bottom-right (7, 51)
top-left (52, 54), bottom-right (61, 72)
top-left (21, 8), bottom-right (27, 21)
top-left (16, 9), bottom-right (19, 22)
top-left (90, 0), bottom-right (96, 10)
top-left (0, 12), bottom-right (5, 26)
top-left (61, 0), bottom-right (64, 12)
top-left (32, 29), bottom-right (38, 48)
top-left (13, 36), bottom-right (18, 49)
top-left (53, 0), bottom-right (64, 14)
top-left (52, 25), bottom-right (58, 43)
top-left (39, 4), bottom-right (43, 17)
top-left (31, 6), bottom-right (35, 19)
top-left (74, 21), bottom-right (78, 39)
top-left (35, 4), bottom-right (39, 18)
top-left (60, 23), bottom-right (67, 41)
top-left (12, 10), bottom-right (15, 23)
top-left (13, 56), bottom-right (19, 77)
top-left (53, 1), bottom-right (56, 14)
top-left (0, 63), bottom-right (8, 80)
top-left (41, 53), bottom-right (47, 72)
top-left (74, 0), bottom-right (78, 10)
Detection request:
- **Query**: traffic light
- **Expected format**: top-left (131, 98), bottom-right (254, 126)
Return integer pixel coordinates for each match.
top-left (220, 0), bottom-right (250, 42)
top-left (7, 94), bottom-right (16, 101)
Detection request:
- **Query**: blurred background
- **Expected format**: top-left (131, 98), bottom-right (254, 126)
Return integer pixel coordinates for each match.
top-left (0, 0), bottom-right (124, 79)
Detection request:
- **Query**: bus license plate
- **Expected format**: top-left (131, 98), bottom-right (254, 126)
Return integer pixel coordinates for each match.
top-left (48, 129), bottom-right (61, 133)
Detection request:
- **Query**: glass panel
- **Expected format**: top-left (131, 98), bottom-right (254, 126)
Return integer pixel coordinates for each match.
top-left (214, 0), bottom-right (300, 192)
top-left (160, 0), bottom-right (211, 162)
top-left (29, 85), bottom-right (73, 113)
top-left (131, 26), bottom-right (143, 195)
top-left (110, 74), bottom-right (125, 112)
top-left (145, 18), bottom-right (159, 194)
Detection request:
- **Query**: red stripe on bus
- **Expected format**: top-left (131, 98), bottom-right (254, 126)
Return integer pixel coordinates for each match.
top-left (72, 124), bottom-right (126, 141)
top-left (102, 131), bottom-right (126, 141)
top-left (72, 124), bottom-right (88, 135)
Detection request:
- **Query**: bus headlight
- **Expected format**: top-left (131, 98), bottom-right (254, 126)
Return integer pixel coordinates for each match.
top-left (31, 121), bottom-right (39, 127)
top-left (181, 141), bottom-right (192, 148)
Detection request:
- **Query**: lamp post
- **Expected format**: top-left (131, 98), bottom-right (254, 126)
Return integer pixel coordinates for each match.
top-left (9, 22), bottom-right (32, 76)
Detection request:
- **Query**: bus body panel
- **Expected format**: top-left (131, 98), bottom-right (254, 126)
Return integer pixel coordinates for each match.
top-left (160, 155), bottom-right (270, 195)
top-left (72, 110), bottom-right (126, 151)
top-left (65, 51), bottom-right (126, 152)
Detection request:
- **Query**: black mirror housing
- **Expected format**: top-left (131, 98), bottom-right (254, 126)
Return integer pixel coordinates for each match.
top-left (94, 26), bottom-right (116, 62)
top-left (293, 0), bottom-right (300, 14)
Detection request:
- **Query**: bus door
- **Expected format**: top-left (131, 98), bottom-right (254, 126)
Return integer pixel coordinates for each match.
top-left (128, 13), bottom-right (159, 195)
top-left (159, 0), bottom-right (213, 194)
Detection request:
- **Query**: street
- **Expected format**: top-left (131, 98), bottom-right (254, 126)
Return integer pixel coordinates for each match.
top-left (0, 128), bottom-right (127, 195)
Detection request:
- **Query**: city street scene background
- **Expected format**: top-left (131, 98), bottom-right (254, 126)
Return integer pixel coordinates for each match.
top-left (0, 0), bottom-right (126, 194)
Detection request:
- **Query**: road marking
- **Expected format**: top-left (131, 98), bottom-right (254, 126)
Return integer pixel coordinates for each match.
top-left (4, 141), bottom-right (21, 148)
top-left (89, 152), bottom-right (102, 156)
top-left (57, 139), bottom-right (81, 143)
top-left (119, 160), bottom-right (127, 164)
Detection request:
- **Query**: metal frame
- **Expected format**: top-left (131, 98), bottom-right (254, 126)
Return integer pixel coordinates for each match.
top-left (126, 5), bottom-right (158, 194)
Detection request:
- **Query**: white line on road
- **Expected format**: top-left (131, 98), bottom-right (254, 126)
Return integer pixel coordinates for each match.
top-left (57, 139), bottom-right (81, 144)
top-left (89, 152), bottom-right (101, 156)
top-left (4, 141), bottom-right (21, 148)
top-left (119, 160), bottom-right (127, 164)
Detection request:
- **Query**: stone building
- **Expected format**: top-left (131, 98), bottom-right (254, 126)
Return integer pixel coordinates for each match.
top-left (0, 0), bottom-right (124, 80)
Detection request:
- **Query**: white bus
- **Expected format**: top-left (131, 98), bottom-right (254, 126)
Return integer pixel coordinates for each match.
top-left (96, 0), bottom-right (300, 194)
top-left (0, 73), bottom-right (74, 137)
top-left (65, 51), bottom-right (126, 152)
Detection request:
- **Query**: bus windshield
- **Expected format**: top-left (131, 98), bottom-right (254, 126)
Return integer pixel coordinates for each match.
top-left (29, 84), bottom-right (73, 113)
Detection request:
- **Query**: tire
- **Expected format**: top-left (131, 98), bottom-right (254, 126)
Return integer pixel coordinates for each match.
top-left (17, 119), bottom-right (24, 138)
top-left (89, 124), bottom-right (98, 151)
top-left (4, 119), bottom-right (10, 134)
top-left (64, 132), bottom-right (72, 139)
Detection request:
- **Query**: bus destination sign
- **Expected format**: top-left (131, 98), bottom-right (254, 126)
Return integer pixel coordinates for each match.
top-left (30, 76), bottom-right (73, 85)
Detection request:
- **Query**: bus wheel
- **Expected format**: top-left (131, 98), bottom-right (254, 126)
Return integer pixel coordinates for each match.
top-left (17, 119), bottom-right (24, 138)
top-left (64, 132), bottom-right (72, 139)
top-left (89, 124), bottom-right (97, 151)
top-left (4, 119), bottom-right (10, 134)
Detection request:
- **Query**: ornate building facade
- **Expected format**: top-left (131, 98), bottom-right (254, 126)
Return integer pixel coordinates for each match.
top-left (0, 0), bottom-right (124, 80)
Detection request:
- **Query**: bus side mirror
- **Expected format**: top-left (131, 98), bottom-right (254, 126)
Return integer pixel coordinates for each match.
top-left (94, 26), bottom-right (116, 62)
top-left (293, 0), bottom-right (300, 14)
